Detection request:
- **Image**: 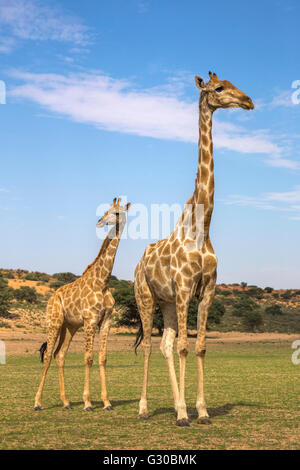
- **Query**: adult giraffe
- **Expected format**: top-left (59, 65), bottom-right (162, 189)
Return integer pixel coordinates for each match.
top-left (134, 72), bottom-right (254, 426)
top-left (34, 198), bottom-right (131, 412)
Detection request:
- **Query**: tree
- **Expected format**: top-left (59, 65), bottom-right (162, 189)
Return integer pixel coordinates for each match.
top-left (49, 280), bottom-right (65, 290)
top-left (242, 310), bottom-right (263, 332)
top-left (232, 296), bottom-right (258, 317)
top-left (52, 272), bottom-right (78, 285)
top-left (0, 275), bottom-right (13, 317)
top-left (14, 286), bottom-right (37, 304)
top-left (24, 271), bottom-right (50, 282)
top-left (113, 286), bottom-right (139, 327)
top-left (264, 287), bottom-right (273, 293)
top-left (265, 304), bottom-right (283, 316)
top-left (188, 298), bottom-right (226, 330)
top-left (240, 282), bottom-right (247, 289)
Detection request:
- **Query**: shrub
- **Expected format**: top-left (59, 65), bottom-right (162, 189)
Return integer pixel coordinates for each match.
top-left (188, 298), bottom-right (226, 330)
top-left (242, 310), bottom-right (263, 332)
top-left (14, 286), bottom-right (38, 303)
top-left (265, 304), bottom-right (283, 316)
top-left (3, 272), bottom-right (14, 279)
top-left (264, 287), bottom-right (273, 293)
top-left (52, 272), bottom-right (78, 285)
top-left (24, 271), bottom-right (51, 282)
top-left (49, 280), bottom-right (65, 290)
top-left (281, 291), bottom-right (292, 300)
top-left (232, 296), bottom-right (258, 317)
top-left (0, 275), bottom-right (13, 317)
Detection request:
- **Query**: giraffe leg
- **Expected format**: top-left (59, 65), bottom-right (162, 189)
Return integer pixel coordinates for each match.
top-left (83, 320), bottom-right (97, 411)
top-left (54, 323), bottom-right (77, 409)
top-left (176, 290), bottom-right (190, 426)
top-left (196, 276), bottom-right (216, 424)
top-left (135, 277), bottom-right (155, 420)
top-left (34, 325), bottom-right (61, 410)
top-left (99, 310), bottom-right (113, 410)
top-left (159, 302), bottom-right (179, 414)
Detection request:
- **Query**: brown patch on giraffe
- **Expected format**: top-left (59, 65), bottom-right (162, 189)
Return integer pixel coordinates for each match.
top-left (162, 243), bottom-right (170, 256)
top-left (202, 149), bottom-right (210, 164)
top-left (201, 165), bottom-right (209, 185)
top-left (201, 122), bottom-right (207, 134)
top-left (182, 265), bottom-right (193, 278)
top-left (171, 238), bottom-right (180, 253)
top-left (202, 134), bottom-right (208, 147)
top-left (154, 262), bottom-right (164, 284)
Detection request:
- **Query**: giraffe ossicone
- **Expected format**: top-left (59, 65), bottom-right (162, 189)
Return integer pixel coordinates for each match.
top-left (134, 72), bottom-right (254, 426)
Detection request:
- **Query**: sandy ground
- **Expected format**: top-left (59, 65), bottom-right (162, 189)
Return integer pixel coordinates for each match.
top-left (1, 328), bottom-right (299, 356)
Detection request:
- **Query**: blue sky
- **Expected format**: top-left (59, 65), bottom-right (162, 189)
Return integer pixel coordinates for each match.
top-left (0, 0), bottom-right (300, 288)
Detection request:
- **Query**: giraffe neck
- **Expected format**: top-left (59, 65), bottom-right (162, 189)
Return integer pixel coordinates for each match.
top-left (84, 217), bottom-right (126, 288)
top-left (192, 93), bottom-right (214, 240)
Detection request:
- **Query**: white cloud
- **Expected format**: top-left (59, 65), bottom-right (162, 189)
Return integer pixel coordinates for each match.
top-left (9, 70), bottom-right (286, 162)
top-left (222, 186), bottom-right (300, 220)
top-left (271, 90), bottom-right (295, 108)
top-left (0, 0), bottom-right (92, 52)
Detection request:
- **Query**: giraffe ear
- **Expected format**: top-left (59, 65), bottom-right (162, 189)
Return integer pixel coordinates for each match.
top-left (195, 76), bottom-right (205, 90)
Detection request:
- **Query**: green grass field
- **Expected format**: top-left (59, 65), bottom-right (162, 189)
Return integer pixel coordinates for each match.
top-left (0, 340), bottom-right (299, 450)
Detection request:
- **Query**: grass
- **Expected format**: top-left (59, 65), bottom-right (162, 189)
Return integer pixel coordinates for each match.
top-left (0, 341), bottom-right (299, 449)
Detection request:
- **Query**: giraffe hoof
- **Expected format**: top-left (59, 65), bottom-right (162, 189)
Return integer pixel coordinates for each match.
top-left (138, 413), bottom-right (149, 420)
top-left (34, 406), bottom-right (42, 411)
top-left (104, 406), bottom-right (113, 411)
top-left (84, 407), bottom-right (94, 412)
top-left (64, 405), bottom-right (72, 410)
top-left (176, 418), bottom-right (190, 427)
top-left (197, 417), bottom-right (212, 425)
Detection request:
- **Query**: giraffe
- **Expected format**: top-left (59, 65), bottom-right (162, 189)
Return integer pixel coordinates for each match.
top-left (134, 72), bottom-right (254, 426)
top-left (34, 197), bottom-right (131, 412)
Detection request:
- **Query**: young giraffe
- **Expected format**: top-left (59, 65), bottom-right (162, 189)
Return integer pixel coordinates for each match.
top-left (34, 197), bottom-right (131, 412)
top-left (134, 72), bottom-right (254, 426)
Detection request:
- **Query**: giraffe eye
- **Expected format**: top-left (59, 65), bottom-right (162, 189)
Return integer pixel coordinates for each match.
top-left (215, 86), bottom-right (224, 93)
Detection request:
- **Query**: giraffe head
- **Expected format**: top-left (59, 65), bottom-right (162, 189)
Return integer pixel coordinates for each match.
top-left (96, 197), bottom-right (131, 228)
top-left (195, 71), bottom-right (254, 111)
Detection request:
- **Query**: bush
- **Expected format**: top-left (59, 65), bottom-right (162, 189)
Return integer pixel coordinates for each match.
top-left (232, 296), bottom-right (258, 317)
top-left (24, 272), bottom-right (51, 282)
top-left (0, 275), bottom-right (13, 317)
top-left (14, 286), bottom-right (37, 303)
top-left (244, 287), bottom-right (264, 299)
top-left (49, 280), bottom-right (65, 290)
top-left (219, 289), bottom-right (232, 297)
top-left (187, 298), bottom-right (226, 330)
top-left (242, 310), bottom-right (263, 332)
top-left (3, 272), bottom-right (14, 279)
top-left (52, 272), bottom-right (78, 285)
top-left (281, 291), bottom-right (292, 300)
top-left (265, 304), bottom-right (283, 316)
top-left (264, 287), bottom-right (273, 293)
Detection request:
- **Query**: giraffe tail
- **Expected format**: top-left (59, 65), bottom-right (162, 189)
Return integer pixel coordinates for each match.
top-left (134, 321), bottom-right (144, 354)
top-left (39, 342), bottom-right (47, 363)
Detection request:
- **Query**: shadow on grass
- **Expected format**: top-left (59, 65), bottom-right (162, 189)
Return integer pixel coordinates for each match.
top-left (151, 401), bottom-right (263, 421)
